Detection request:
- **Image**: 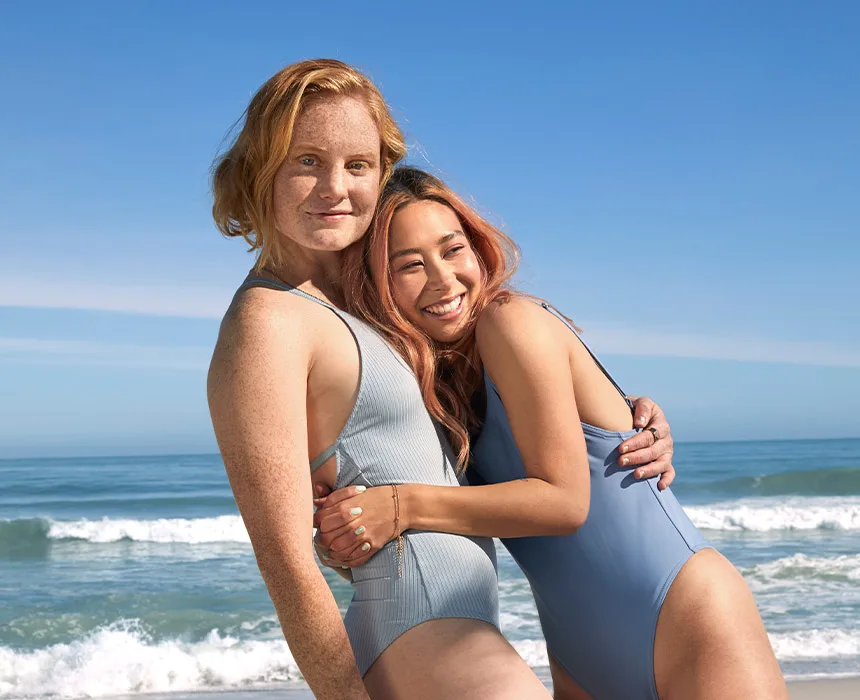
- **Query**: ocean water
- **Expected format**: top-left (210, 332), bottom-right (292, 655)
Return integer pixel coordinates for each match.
top-left (2, 439), bottom-right (860, 698)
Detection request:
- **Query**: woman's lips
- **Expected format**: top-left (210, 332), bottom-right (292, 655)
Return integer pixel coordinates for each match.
top-left (309, 211), bottom-right (351, 221)
top-left (422, 294), bottom-right (465, 320)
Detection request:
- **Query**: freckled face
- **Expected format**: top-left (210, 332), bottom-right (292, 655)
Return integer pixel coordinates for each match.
top-left (388, 200), bottom-right (484, 343)
top-left (271, 95), bottom-right (382, 253)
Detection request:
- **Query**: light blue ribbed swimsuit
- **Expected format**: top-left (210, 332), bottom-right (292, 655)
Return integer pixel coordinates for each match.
top-left (471, 301), bottom-right (712, 700)
top-left (242, 279), bottom-right (499, 675)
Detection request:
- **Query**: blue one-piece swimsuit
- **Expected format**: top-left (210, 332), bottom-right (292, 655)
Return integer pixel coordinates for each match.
top-left (470, 301), bottom-right (712, 700)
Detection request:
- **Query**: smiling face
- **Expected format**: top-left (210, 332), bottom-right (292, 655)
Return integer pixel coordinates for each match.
top-left (271, 95), bottom-right (382, 256)
top-left (388, 200), bottom-right (484, 343)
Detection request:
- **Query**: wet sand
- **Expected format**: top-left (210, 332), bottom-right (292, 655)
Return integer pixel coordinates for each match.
top-left (101, 676), bottom-right (860, 699)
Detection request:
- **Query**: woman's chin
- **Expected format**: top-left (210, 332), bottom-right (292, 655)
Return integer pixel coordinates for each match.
top-left (428, 323), bottom-right (469, 345)
top-left (417, 305), bottom-right (472, 344)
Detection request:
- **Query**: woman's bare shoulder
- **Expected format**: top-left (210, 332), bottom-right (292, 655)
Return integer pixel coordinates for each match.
top-left (208, 287), bottom-right (318, 395)
top-left (476, 296), bottom-right (555, 342)
top-left (217, 287), bottom-right (317, 353)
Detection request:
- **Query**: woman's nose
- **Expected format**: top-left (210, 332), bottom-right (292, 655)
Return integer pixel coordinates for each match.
top-left (426, 262), bottom-right (455, 289)
top-left (318, 166), bottom-right (348, 200)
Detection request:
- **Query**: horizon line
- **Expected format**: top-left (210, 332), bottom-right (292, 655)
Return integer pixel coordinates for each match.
top-left (3, 434), bottom-right (860, 463)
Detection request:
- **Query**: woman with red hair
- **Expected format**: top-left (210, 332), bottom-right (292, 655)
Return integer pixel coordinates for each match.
top-left (209, 60), bottom-right (552, 699)
top-left (315, 166), bottom-right (788, 699)
top-left (210, 57), bottom-right (674, 699)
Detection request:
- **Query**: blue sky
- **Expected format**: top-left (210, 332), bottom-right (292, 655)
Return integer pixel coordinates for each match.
top-left (1, 1), bottom-right (858, 457)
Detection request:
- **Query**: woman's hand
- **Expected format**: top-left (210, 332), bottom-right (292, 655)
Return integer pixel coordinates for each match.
top-left (313, 484), bottom-right (352, 569)
top-left (618, 396), bottom-right (676, 490)
top-left (313, 534), bottom-right (355, 582)
top-left (313, 483), bottom-right (403, 567)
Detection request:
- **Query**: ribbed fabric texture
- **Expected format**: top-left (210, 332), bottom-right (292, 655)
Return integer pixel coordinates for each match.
top-left (242, 279), bottom-right (499, 675)
top-left (471, 301), bottom-right (712, 700)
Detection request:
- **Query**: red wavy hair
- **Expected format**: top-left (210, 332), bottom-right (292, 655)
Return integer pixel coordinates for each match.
top-left (342, 167), bottom-right (520, 468)
top-left (212, 58), bottom-right (406, 272)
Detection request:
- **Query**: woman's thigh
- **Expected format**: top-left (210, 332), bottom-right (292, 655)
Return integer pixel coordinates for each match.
top-left (364, 618), bottom-right (551, 700)
top-left (654, 549), bottom-right (788, 700)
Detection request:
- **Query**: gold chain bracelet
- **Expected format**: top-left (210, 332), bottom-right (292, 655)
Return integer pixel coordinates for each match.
top-left (392, 484), bottom-right (404, 578)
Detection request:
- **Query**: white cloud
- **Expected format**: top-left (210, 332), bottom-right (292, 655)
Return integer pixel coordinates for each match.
top-left (0, 337), bottom-right (210, 371)
top-left (581, 323), bottom-right (860, 368)
top-left (0, 278), bottom-right (230, 319)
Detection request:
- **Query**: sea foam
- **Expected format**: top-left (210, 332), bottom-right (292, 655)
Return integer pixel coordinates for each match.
top-left (3, 620), bottom-right (857, 699)
top-left (3, 495), bottom-right (859, 550)
top-left (743, 553), bottom-right (860, 583)
top-left (769, 628), bottom-right (860, 660)
top-left (685, 497), bottom-right (860, 531)
top-left (0, 620), bottom-right (298, 699)
top-left (48, 515), bottom-right (250, 544)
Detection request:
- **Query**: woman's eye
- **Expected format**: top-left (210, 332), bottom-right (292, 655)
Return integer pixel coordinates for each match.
top-left (348, 161), bottom-right (369, 172)
top-left (446, 245), bottom-right (465, 256)
top-left (399, 261), bottom-right (422, 272)
top-left (299, 156), bottom-right (316, 166)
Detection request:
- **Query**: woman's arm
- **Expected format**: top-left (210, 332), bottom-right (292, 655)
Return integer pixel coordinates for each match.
top-left (314, 298), bottom-right (592, 563)
top-left (208, 299), bottom-right (369, 700)
top-left (407, 298), bottom-right (592, 534)
top-left (316, 396), bottom-right (677, 566)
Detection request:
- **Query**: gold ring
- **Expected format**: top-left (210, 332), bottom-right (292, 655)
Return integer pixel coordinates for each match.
top-left (648, 427), bottom-right (661, 442)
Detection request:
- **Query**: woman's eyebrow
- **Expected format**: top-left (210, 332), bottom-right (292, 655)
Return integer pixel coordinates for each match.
top-left (389, 231), bottom-right (464, 260)
top-left (286, 144), bottom-right (378, 160)
top-left (390, 246), bottom-right (421, 260)
top-left (440, 230), bottom-right (465, 243)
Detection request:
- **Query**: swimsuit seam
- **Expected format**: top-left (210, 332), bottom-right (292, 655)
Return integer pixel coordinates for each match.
top-left (406, 535), bottom-right (435, 617)
top-left (579, 421), bottom-right (638, 440)
top-left (333, 450), bottom-right (342, 489)
top-left (647, 479), bottom-right (696, 551)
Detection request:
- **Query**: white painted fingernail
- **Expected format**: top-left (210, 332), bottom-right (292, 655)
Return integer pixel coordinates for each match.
top-left (355, 485), bottom-right (367, 493)
top-left (350, 507), bottom-right (362, 516)
top-left (355, 526), bottom-right (366, 535)
top-left (321, 553), bottom-right (329, 560)
top-left (341, 565), bottom-right (349, 569)
top-left (638, 417), bottom-right (646, 425)
top-left (361, 543), bottom-right (371, 552)
top-left (621, 457), bottom-right (629, 466)
top-left (620, 445), bottom-right (628, 454)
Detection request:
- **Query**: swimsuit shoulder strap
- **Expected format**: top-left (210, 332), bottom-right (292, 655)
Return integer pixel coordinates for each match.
top-left (240, 277), bottom-right (339, 313)
top-left (239, 276), bottom-right (357, 473)
top-left (529, 298), bottom-right (633, 410)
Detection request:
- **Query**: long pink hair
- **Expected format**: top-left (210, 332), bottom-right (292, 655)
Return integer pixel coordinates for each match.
top-left (342, 167), bottom-right (520, 468)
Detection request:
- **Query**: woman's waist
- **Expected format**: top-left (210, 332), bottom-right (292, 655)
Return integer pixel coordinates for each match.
top-left (507, 543), bottom-right (683, 609)
top-left (350, 530), bottom-right (496, 582)
top-left (501, 511), bottom-right (698, 594)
